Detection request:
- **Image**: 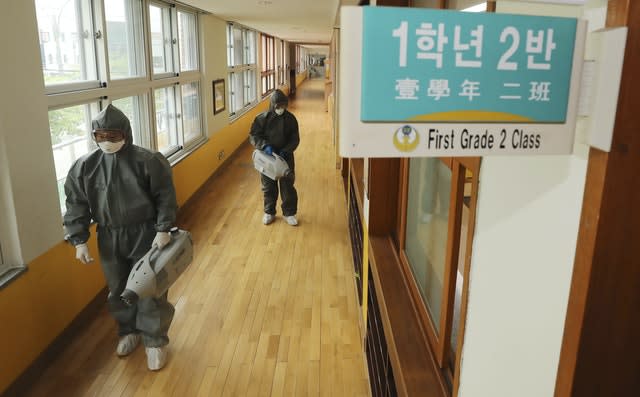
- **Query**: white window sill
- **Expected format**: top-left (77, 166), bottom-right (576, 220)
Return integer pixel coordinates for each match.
top-left (0, 266), bottom-right (27, 291)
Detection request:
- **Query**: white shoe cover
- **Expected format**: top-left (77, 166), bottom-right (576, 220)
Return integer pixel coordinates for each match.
top-left (262, 213), bottom-right (275, 225)
top-left (145, 346), bottom-right (168, 371)
top-left (284, 215), bottom-right (298, 226)
top-left (116, 333), bottom-right (140, 356)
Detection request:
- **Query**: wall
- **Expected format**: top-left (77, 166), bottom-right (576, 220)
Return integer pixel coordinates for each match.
top-left (457, 1), bottom-right (607, 396)
top-left (0, 1), bottom-right (62, 265)
top-left (172, 104), bottom-right (268, 206)
top-left (0, 8), bottom-right (268, 395)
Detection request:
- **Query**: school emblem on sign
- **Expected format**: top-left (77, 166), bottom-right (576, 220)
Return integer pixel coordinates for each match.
top-left (393, 125), bottom-right (420, 152)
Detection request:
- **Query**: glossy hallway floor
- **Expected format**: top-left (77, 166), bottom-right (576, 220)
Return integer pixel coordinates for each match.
top-left (20, 79), bottom-right (371, 397)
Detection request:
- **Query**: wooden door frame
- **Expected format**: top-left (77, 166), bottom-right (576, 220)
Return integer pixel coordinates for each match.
top-left (555, 2), bottom-right (640, 396)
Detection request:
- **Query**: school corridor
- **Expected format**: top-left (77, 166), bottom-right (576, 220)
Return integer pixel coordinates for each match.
top-left (19, 79), bottom-right (370, 397)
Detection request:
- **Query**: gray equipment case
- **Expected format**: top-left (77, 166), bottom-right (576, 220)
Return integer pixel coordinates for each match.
top-left (252, 149), bottom-right (291, 181)
top-left (120, 228), bottom-right (193, 306)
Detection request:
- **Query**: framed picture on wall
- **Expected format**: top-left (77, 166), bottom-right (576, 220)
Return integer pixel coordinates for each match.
top-left (213, 79), bottom-right (225, 115)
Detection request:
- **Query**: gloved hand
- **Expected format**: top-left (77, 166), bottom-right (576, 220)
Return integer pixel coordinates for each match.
top-left (263, 145), bottom-right (273, 155)
top-left (152, 231), bottom-right (171, 250)
top-left (75, 243), bottom-right (94, 264)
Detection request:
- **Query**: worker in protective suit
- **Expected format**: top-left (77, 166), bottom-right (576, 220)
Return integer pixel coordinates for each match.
top-left (63, 104), bottom-right (177, 371)
top-left (249, 89), bottom-right (300, 226)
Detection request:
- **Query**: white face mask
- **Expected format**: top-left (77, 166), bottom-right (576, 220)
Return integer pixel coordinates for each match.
top-left (98, 140), bottom-right (125, 154)
top-left (275, 108), bottom-right (285, 116)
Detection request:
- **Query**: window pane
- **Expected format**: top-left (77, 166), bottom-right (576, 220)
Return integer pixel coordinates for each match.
top-left (244, 70), bottom-right (255, 105)
top-left (404, 157), bottom-right (452, 333)
top-left (246, 30), bottom-right (256, 64)
top-left (261, 35), bottom-right (267, 72)
top-left (226, 25), bottom-right (233, 67)
top-left (178, 11), bottom-right (198, 72)
top-left (154, 86), bottom-right (178, 152)
top-left (149, 4), bottom-right (173, 74)
top-left (231, 72), bottom-right (244, 113)
top-left (233, 27), bottom-right (243, 66)
top-left (180, 82), bottom-right (201, 144)
top-left (49, 102), bottom-right (100, 212)
top-left (269, 39), bottom-right (274, 69)
top-left (35, 0), bottom-right (97, 86)
top-left (111, 95), bottom-right (147, 147)
top-left (105, 0), bottom-right (145, 79)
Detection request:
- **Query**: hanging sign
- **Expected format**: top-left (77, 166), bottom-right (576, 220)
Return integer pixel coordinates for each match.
top-left (339, 6), bottom-right (587, 157)
top-left (362, 7), bottom-right (577, 123)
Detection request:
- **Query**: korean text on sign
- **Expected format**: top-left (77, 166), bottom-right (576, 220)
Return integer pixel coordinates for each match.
top-left (361, 7), bottom-right (577, 123)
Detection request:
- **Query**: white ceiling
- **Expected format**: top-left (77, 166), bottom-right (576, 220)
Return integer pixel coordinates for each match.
top-left (183, 0), bottom-right (361, 45)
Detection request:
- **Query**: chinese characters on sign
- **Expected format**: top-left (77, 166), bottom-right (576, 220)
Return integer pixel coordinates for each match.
top-left (361, 8), bottom-right (577, 123)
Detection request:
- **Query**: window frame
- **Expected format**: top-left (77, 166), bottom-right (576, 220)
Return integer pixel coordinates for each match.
top-left (296, 45), bottom-right (308, 74)
top-left (101, 0), bottom-right (148, 84)
top-left (147, 1), bottom-right (177, 79)
top-left (278, 40), bottom-right (286, 86)
top-left (395, 157), bottom-right (481, 393)
top-left (176, 9), bottom-right (200, 74)
top-left (38, 0), bottom-right (102, 95)
top-left (260, 33), bottom-right (276, 97)
top-left (110, 91), bottom-right (152, 148)
top-left (226, 22), bottom-right (258, 119)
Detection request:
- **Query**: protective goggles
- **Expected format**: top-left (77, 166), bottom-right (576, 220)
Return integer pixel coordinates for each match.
top-left (92, 129), bottom-right (125, 143)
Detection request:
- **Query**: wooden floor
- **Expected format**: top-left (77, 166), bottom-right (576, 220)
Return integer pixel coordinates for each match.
top-left (22, 80), bottom-right (371, 397)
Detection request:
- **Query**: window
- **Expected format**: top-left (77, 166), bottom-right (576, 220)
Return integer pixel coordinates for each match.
top-left (104, 0), bottom-right (146, 79)
top-left (261, 34), bottom-right (275, 96)
top-left (152, 80), bottom-right (202, 156)
top-left (36, 0), bottom-right (205, 213)
top-left (149, 3), bottom-right (174, 76)
top-left (178, 11), bottom-right (198, 72)
top-left (398, 157), bottom-right (480, 392)
top-left (295, 45), bottom-right (309, 74)
top-left (405, 158), bottom-right (452, 330)
top-left (112, 94), bottom-right (150, 146)
top-left (180, 81), bottom-right (202, 144)
top-left (49, 102), bottom-right (101, 214)
top-left (35, 0), bottom-right (99, 92)
top-left (278, 40), bottom-right (286, 86)
top-left (154, 86), bottom-right (179, 154)
top-left (226, 23), bottom-right (258, 117)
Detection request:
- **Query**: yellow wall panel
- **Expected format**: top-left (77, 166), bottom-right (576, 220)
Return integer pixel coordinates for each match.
top-left (0, 234), bottom-right (103, 393)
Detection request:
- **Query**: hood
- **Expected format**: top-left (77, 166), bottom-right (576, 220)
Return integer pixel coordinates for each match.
top-left (269, 89), bottom-right (289, 113)
top-left (91, 104), bottom-right (133, 146)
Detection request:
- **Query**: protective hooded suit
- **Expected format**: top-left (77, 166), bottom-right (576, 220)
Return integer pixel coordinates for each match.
top-left (249, 89), bottom-right (300, 218)
top-left (63, 104), bottom-right (177, 348)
